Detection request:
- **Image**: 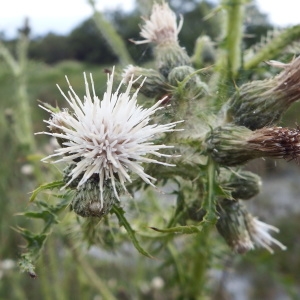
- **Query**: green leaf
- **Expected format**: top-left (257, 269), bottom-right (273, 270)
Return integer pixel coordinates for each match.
top-left (29, 181), bottom-right (65, 202)
top-left (150, 224), bottom-right (202, 234)
top-left (15, 227), bottom-right (48, 252)
top-left (111, 205), bottom-right (153, 258)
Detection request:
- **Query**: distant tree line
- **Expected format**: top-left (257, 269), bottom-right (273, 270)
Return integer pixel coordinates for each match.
top-left (2, 1), bottom-right (272, 65)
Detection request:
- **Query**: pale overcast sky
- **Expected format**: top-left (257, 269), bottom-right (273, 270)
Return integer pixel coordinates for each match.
top-left (0, 0), bottom-right (299, 38)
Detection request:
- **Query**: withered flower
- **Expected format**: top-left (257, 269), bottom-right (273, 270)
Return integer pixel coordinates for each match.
top-left (206, 124), bottom-right (300, 166)
top-left (222, 56), bottom-right (300, 130)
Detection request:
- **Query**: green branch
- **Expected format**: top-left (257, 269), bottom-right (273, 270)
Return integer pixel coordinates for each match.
top-left (88, 0), bottom-right (133, 65)
top-left (214, 0), bottom-right (245, 107)
top-left (244, 25), bottom-right (300, 70)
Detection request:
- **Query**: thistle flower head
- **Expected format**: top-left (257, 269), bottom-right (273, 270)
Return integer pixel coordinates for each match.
top-left (220, 169), bottom-right (262, 200)
top-left (131, 3), bottom-right (190, 77)
top-left (132, 2), bottom-right (183, 45)
top-left (38, 68), bottom-right (182, 208)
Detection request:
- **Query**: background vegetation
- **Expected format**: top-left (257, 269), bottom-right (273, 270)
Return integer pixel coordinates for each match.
top-left (0, 0), bottom-right (300, 299)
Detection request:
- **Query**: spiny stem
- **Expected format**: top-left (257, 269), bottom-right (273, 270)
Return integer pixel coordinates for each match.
top-left (202, 157), bottom-right (218, 225)
top-left (88, 0), bottom-right (133, 65)
top-left (214, 0), bottom-right (245, 107)
top-left (244, 25), bottom-right (300, 70)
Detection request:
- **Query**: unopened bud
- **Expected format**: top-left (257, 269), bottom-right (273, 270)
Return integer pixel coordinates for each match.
top-left (205, 125), bottom-right (253, 166)
top-left (206, 124), bottom-right (300, 166)
top-left (168, 66), bottom-right (208, 99)
top-left (155, 44), bottom-right (191, 77)
top-left (191, 35), bottom-right (215, 67)
top-left (71, 176), bottom-right (118, 219)
top-left (187, 201), bottom-right (206, 222)
top-left (63, 164), bottom-right (82, 189)
top-left (63, 164), bottom-right (118, 219)
top-left (220, 169), bottom-right (262, 200)
top-left (122, 65), bottom-right (168, 98)
top-left (222, 56), bottom-right (300, 130)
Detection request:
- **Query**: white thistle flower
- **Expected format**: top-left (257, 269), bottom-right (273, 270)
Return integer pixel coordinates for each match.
top-left (246, 216), bottom-right (287, 254)
top-left (38, 68), bottom-right (183, 208)
top-left (132, 2), bottom-right (183, 45)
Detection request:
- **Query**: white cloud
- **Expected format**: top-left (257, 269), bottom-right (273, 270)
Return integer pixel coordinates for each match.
top-left (0, 0), bottom-right (299, 38)
top-left (256, 0), bottom-right (300, 27)
top-left (0, 0), bottom-right (134, 38)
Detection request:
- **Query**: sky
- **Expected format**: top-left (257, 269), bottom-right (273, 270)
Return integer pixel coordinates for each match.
top-left (0, 0), bottom-right (300, 38)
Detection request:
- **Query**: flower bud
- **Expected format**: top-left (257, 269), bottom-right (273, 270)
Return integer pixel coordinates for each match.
top-left (222, 56), bottom-right (300, 130)
top-left (187, 201), bottom-right (206, 222)
top-left (71, 176), bottom-right (119, 219)
top-left (155, 44), bottom-right (191, 77)
top-left (205, 124), bottom-right (253, 166)
top-left (206, 124), bottom-right (300, 166)
top-left (168, 66), bottom-right (208, 99)
top-left (63, 164), bottom-right (82, 189)
top-left (220, 169), bottom-right (262, 200)
top-left (216, 200), bottom-right (254, 254)
top-left (122, 65), bottom-right (168, 98)
top-left (191, 35), bottom-right (215, 67)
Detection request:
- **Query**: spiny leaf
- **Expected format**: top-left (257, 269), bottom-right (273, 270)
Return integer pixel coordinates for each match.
top-left (111, 205), bottom-right (153, 258)
top-left (17, 198), bottom-right (70, 232)
top-left (29, 181), bottom-right (65, 202)
top-left (38, 197), bottom-right (71, 212)
top-left (17, 196), bottom-right (71, 275)
top-left (15, 227), bottom-right (48, 251)
top-left (150, 224), bottom-right (202, 234)
top-left (22, 210), bottom-right (58, 224)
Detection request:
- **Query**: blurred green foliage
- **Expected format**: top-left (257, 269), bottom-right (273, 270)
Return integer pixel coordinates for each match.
top-left (3, 1), bottom-right (271, 65)
top-left (1, 1), bottom-right (300, 299)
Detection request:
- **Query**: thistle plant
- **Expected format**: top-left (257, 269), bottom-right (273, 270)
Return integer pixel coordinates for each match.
top-left (20, 1), bottom-right (300, 298)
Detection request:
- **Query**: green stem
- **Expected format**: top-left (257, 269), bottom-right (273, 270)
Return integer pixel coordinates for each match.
top-left (244, 25), bottom-right (300, 70)
top-left (67, 239), bottom-right (117, 300)
top-left (0, 33), bottom-right (36, 152)
top-left (16, 73), bottom-right (36, 151)
top-left (225, 0), bottom-right (244, 77)
top-left (17, 33), bottom-right (36, 152)
top-left (88, 0), bottom-right (133, 65)
top-left (48, 237), bottom-right (66, 300)
top-left (167, 243), bottom-right (185, 286)
top-left (189, 234), bottom-right (211, 297)
top-left (111, 205), bottom-right (153, 258)
top-left (182, 158), bottom-right (217, 297)
top-left (214, 0), bottom-right (245, 107)
top-left (202, 157), bottom-right (217, 225)
top-left (0, 41), bottom-right (19, 74)
top-left (39, 253), bottom-right (56, 300)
